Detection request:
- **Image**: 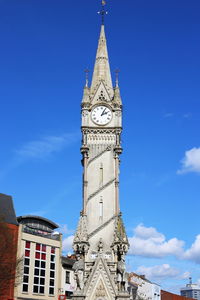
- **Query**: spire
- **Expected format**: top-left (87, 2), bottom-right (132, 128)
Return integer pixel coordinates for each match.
top-left (90, 24), bottom-right (113, 95)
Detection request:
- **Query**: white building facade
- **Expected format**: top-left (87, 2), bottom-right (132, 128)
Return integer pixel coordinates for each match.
top-left (61, 256), bottom-right (76, 298)
top-left (129, 273), bottom-right (160, 300)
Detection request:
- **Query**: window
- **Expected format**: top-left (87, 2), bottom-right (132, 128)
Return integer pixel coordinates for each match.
top-left (33, 286), bottom-right (38, 293)
top-left (49, 249), bottom-right (56, 296)
top-left (24, 267), bottom-right (29, 274)
top-left (41, 261), bottom-right (46, 268)
top-left (25, 241), bottom-right (31, 249)
top-left (40, 269), bottom-right (45, 277)
top-left (51, 254), bottom-right (55, 262)
top-left (34, 269), bottom-right (39, 276)
top-left (23, 275), bottom-right (29, 283)
top-left (49, 287), bottom-right (54, 295)
top-left (41, 253), bottom-right (46, 260)
top-left (25, 250), bottom-right (30, 257)
top-left (24, 258), bottom-right (29, 266)
top-left (50, 271), bottom-right (55, 278)
top-left (33, 243), bottom-right (46, 294)
top-left (35, 260), bottom-right (40, 267)
top-left (66, 271), bottom-right (70, 284)
top-left (50, 279), bottom-right (54, 286)
top-left (34, 277), bottom-right (39, 284)
top-left (22, 241), bottom-right (31, 293)
top-left (22, 284), bottom-right (28, 292)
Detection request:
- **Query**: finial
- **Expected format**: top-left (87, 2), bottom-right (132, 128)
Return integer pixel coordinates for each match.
top-left (98, 0), bottom-right (108, 25)
top-left (84, 68), bottom-right (90, 87)
top-left (115, 69), bottom-right (120, 87)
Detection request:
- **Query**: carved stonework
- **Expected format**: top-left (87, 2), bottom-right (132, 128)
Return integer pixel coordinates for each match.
top-left (111, 215), bottom-right (129, 256)
top-left (87, 134), bottom-right (116, 143)
top-left (85, 258), bottom-right (117, 300)
top-left (95, 280), bottom-right (106, 297)
top-left (115, 111), bottom-right (122, 117)
top-left (82, 128), bottom-right (122, 135)
top-left (73, 256), bottom-right (85, 291)
top-left (73, 215), bottom-right (89, 255)
top-left (82, 110), bottom-right (89, 117)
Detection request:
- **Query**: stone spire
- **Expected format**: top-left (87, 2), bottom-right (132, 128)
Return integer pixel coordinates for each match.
top-left (90, 25), bottom-right (113, 96)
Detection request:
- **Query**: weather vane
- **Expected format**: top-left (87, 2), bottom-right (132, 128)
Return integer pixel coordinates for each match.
top-left (98, 0), bottom-right (108, 25)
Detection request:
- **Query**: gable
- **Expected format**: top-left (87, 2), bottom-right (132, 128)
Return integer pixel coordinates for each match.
top-left (90, 81), bottom-right (113, 105)
top-left (85, 257), bottom-right (116, 300)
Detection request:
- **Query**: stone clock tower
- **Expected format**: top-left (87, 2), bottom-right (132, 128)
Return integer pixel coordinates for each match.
top-left (72, 6), bottom-right (130, 300)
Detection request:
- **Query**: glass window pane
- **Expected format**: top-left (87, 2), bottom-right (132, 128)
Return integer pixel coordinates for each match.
top-left (24, 267), bottom-right (29, 274)
top-left (23, 284), bottom-right (28, 292)
top-left (41, 261), bottom-right (46, 268)
top-left (50, 263), bottom-right (55, 270)
top-left (51, 255), bottom-right (55, 262)
top-left (51, 247), bottom-right (55, 254)
top-left (66, 271), bottom-right (70, 283)
top-left (41, 253), bottom-right (46, 260)
top-left (25, 241), bottom-right (30, 249)
top-left (40, 277), bottom-right (45, 285)
top-left (23, 275), bottom-right (29, 283)
top-left (50, 271), bottom-right (55, 278)
top-left (36, 243), bottom-right (40, 251)
top-left (42, 244), bottom-right (46, 252)
top-left (34, 277), bottom-right (39, 284)
top-left (33, 285), bottom-right (38, 293)
top-left (35, 252), bottom-right (40, 259)
top-left (25, 250), bottom-right (30, 257)
top-left (40, 269), bottom-right (45, 277)
top-left (35, 260), bottom-right (40, 267)
top-left (50, 279), bottom-right (54, 286)
top-left (34, 268), bottom-right (39, 276)
top-left (49, 287), bottom-right (54, 295)
top-left (24, 258), bottom-right (30, 266)
top-left (40, 286), bottom-right (44, 294)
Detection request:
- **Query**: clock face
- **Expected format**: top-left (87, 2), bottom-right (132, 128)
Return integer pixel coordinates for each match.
top-left (91, 105), bottom-right (112, 125)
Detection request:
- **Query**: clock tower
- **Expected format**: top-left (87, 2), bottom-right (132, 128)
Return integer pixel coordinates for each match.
top-left (72, 5), bottom-right (129, 300)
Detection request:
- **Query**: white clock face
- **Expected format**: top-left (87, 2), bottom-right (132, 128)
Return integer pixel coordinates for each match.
top-left (91, 105), bottom-right (112, 125)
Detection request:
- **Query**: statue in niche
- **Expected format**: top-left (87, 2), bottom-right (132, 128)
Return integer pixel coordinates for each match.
top-left (72, 255), bottom-right (84, 291)
top-left (117, 255), bottom-right (126, 292)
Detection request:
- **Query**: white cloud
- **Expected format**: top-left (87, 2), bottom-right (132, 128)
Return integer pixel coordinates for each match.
top-left (16, 132), bottom-right (79, 160)
top-left (128, 224), bottom-right (184, 258)
top-left (183, 235), bottom-right (200, 263)
top-left (164, 113), bottom-right (174, 118)
top-left (177, 147), bottom-right (200, 174)
top-left (136, 264), bottom-right (180, 280)
top-left (59, 224), bottom-right (74, 235)
top-left (135, 264), bottom-right (190, 281)
top-left (62, 235), bottom-right (74, 252)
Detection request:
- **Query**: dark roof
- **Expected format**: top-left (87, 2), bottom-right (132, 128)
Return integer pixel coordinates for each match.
top-left (62, 256), bottom-right (76, 267)
top-left (0, 193), bottom-right (18, 225)
top-left (17, 215), bottom-right (58, 229)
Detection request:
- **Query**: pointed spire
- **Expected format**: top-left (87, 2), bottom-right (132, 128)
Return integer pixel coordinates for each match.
top-left (90, 25), bottom-right (113, 95)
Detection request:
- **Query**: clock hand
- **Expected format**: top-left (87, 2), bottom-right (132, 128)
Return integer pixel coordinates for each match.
top-left (101, 108), bottom-right (106, 116)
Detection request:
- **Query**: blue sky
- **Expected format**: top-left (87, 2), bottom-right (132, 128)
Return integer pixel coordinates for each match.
top-left (0, 0), bottom-right (200, 293)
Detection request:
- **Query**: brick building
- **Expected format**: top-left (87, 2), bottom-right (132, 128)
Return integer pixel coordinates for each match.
top-left (0, 193), bottom-right (19, 300)
top-left (161, 290), bottom-right (194, 300)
